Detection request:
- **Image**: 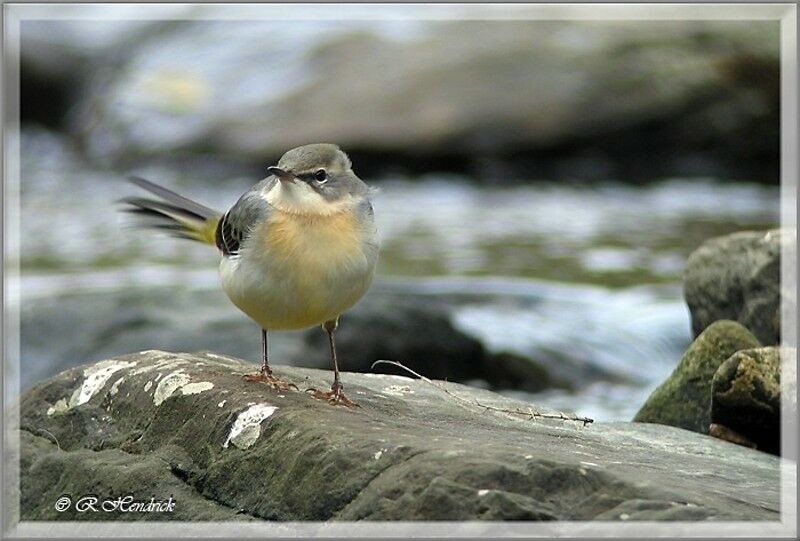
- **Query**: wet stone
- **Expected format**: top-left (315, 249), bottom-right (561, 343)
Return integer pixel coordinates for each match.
top-left (18, 351), bottom-right (782, 521)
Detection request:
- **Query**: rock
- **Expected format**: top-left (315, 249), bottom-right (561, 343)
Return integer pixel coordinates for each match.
top-left (20, 18), bottom-right (181, 128)
top-left (633, 320), bottom-right (760, 433)
top-left (299, 296), bottom-right (565, 392)
top-left (68, 19), bottom-right (778, 181)
top-left (684, 229), bottom-right (790, 345)
top-left (299, 296), bottom-right (485, 382)
top-left (22, 287), bottom-right (561, 394)
top-left (710, 347), bottom-right (795, 455)
top-left (19, 351), bottom-right (781, 521)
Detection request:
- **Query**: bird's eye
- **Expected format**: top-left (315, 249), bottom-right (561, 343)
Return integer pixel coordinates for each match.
top-left (314, 169), bottom-right (328, 183)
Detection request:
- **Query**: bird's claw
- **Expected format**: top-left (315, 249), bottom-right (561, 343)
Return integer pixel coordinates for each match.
top-left (307, 385), bottom-right (359, 408)
top-left (243, 371), bottom-right (298, 391)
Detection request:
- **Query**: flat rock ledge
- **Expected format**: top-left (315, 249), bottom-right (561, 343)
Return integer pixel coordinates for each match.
top-left (18, 351), bottom-right (781, 521)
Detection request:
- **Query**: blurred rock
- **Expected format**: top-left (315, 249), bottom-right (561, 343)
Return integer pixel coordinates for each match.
top-left (62, 19), bottom-right (778, 181)
top-left (710, 347), bottom-right (795, 455)
top-left (21, 287), bottom-right (265, 389)
top-left (19, 351), bottom-right (781, 521)
top-left (19, 16), bottom-right (182, 128)
top-left (299, 296), bottom-right (485, 381)
top-left (684, 229), bottom-right (790, 345)
top-left (299, 296), bottom-right (565, 392)
top-left (633, 320), bottom-right (761, 433)
top-left (21, 287), bottom-right (562, 394)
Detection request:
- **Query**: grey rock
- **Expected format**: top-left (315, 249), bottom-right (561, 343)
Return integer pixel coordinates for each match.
top-left (684, 229), bottom-right (790, 345)
top-left (300, 296), bottom-right (486, 381)
top-left (20, 18), bottom-right (184, 127)
top-left (633, 320), bottom-right (761, 433)
top-left (711, 347), bottom-right (795, 455)
top-left (21, 287), bottom-right (560, 394)
top-left (299, 295), bottom-right (565, 392)
top-left (67, 20), bottom-right (778, 181)
top-left (19, 351), bottom-right (780, 521)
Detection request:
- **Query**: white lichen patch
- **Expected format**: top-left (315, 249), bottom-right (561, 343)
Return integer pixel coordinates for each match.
top-left (218, 400), bottom-right (227, 408)
top-left (382, 385), bottom-right (414, 397)
top-left (202, 353), bottom-right (251, 371)
top-left (144, 381), bottom-right (153, 392)
top-left (129, 355), bottom-right (188, 376)
top-left (202, 352), bottom-right (242, 366)
top-left (69, 360), bottom-right (136, 408)
top-left (109, 377), bottom-right (124, 396)
top-left (46, 398), bottom-right (69, 416)
top-left (153, 370), bottom-right (191, 406)
top-left (223, 404), bottom-right (278, 450)
top-left (181, 381), bottom-right (214, 396)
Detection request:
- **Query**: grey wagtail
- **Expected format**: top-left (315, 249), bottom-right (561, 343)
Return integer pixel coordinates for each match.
top-left (121, 144), bottom-right (379, 406)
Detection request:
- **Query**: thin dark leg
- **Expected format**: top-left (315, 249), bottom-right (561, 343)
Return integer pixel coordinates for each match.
top-left (308, 318), bottom-right (357, 407)
top-left (261, 329), bottom-right (272, 375)
top-left (326, 324), bottom-right (341, 393)
top-left (243, 328), bottom-right (296, 390)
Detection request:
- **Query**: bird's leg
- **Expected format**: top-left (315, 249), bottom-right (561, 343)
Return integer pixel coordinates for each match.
top-left (260, 328), bottom-right (270, 376)
top-left (244, 329), bottom-right (297, 390)
top-left (310, 318), bottom-right (358, 407)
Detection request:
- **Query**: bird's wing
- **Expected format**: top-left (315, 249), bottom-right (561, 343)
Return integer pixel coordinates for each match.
top-left (216, 177), bottom-right (276, 256)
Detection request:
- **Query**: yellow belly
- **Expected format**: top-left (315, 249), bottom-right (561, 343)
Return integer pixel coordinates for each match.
top-left (220, 209), bottom-right (375, 330)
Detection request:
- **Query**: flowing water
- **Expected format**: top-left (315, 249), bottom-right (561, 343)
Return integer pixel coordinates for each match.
top-left (16, 129), bottom-right (779, 420)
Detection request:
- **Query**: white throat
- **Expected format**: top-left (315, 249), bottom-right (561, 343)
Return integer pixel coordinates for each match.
top-left (264, 180), bottom-right (351, 216)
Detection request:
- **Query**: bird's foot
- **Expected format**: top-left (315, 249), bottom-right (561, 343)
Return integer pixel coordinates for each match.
top-left (307, 384), bottom-right (359, 408)
top-left (243, 369), bottom-right (298, 391)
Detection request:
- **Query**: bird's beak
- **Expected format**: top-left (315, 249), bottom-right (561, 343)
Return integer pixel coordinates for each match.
top-left (268, 166), bottom-right (295, 183)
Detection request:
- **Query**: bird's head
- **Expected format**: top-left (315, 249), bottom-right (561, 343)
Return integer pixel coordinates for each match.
top-left (265, 144), bottom-right (369, 216)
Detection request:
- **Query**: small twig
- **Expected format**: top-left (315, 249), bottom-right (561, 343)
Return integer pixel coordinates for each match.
top-left (36, 428), bottom-right (62, 451)
top-left (370, 360), bottom-right (593, 426)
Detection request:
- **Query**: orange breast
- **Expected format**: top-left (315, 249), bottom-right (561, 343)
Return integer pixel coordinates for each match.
top-left (262, 210), bottom-right (362, 268)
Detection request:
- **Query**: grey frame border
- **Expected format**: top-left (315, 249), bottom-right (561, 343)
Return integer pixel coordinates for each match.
top-left (2, 2), bottom-right (797, 538)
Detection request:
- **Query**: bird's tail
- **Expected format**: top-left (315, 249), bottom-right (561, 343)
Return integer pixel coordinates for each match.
top-left (120, 176), bottom-right (222, 245)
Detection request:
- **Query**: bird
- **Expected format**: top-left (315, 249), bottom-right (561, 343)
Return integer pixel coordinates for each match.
top-left (120, 144), bottom-right (379, 406)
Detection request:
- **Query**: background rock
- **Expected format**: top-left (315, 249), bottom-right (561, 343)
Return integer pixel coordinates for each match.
top-left (711, 347), bottom-right (794, 455)
top-left (684, 229), bottom-right (789, 345)
top-left (23, 17), bottom-right (779, 182)
top-left (18, 351), bottom-right (782, 521)
top-left (633, 320), bottom-right (761, 433)
top-left (299, 296), bottom-right (568, 392)
top-left (21, 287), bottom-right (566, 394)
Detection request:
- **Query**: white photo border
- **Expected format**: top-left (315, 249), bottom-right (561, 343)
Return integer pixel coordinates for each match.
top-left (2, 2), bottom-right (797, 538)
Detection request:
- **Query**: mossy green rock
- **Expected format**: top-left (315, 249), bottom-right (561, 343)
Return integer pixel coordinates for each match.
top-left (633, 320), bottom-right (761, 433)
top-left (711, 347), bottom-right (794, 455)
top-left (16, 351), bottom-right (780, 523)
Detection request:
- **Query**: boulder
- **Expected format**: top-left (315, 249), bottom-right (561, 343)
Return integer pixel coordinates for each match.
top-left (22, 288), bottom-right (562, 394)
top-left (633, 320), bottom-right (760, 433)
top-left (67, 19), bottom-right (778, 181)
top-left (299, 296), bottom-right (565, 392)
top-left (710, 347), bottom-right (795, 455)
top-left (684, 229), bottom-right (790, 345)
top-left (18, 351), bottom-right (781, 521)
